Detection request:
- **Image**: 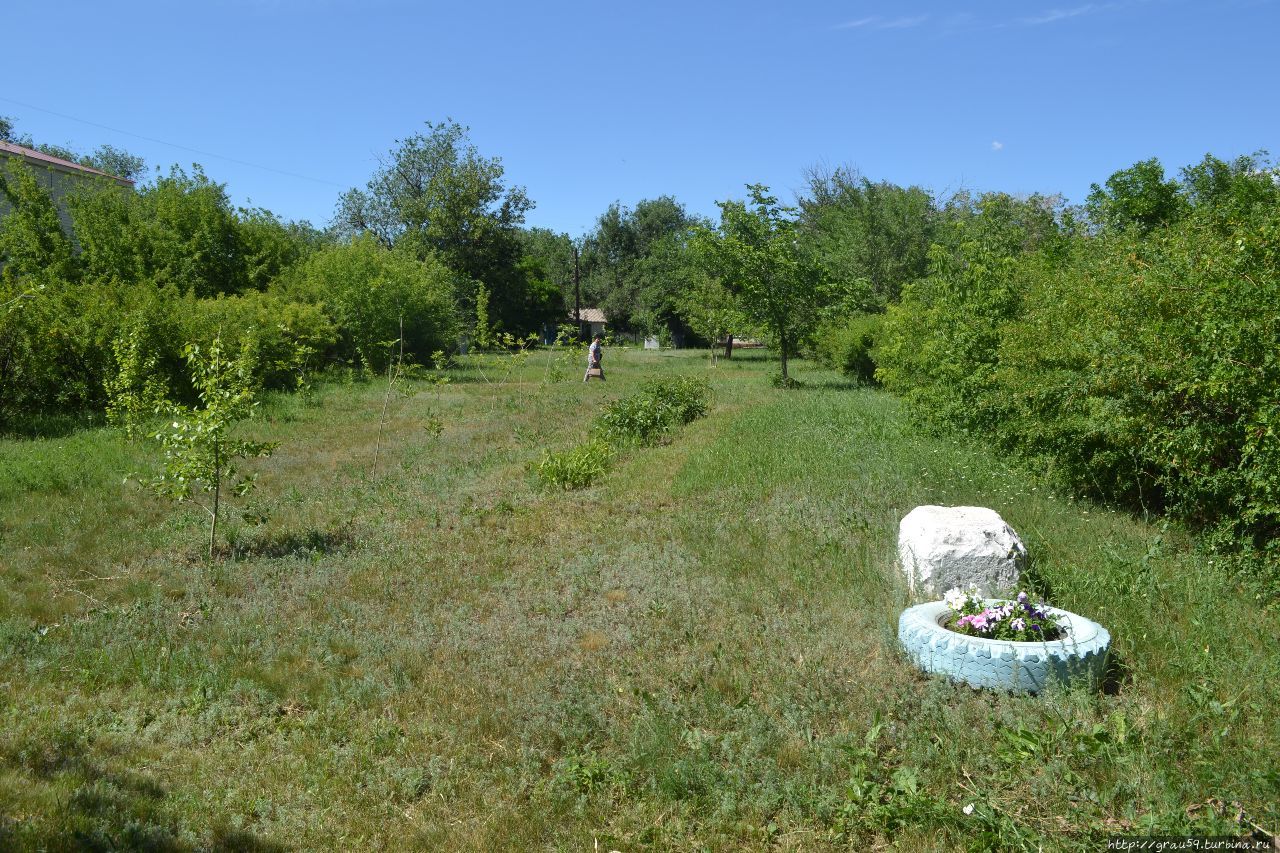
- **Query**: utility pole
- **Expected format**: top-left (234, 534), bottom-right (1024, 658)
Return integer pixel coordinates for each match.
top-left (573, 241), bottom-right (583, 341)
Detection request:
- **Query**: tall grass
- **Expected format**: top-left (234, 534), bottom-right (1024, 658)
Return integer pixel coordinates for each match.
top-left (0, 349), bottom-right (1275, 850)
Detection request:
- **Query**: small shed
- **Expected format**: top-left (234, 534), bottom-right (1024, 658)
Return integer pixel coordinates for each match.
top-left (569, 307), bottom-right (608, 339)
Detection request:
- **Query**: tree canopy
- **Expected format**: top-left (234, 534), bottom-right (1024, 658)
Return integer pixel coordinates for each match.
top-left (693, 185), bottom-right (824, 381)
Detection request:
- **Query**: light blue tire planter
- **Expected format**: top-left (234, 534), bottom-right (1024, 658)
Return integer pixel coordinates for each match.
top-left (898, 600), bottom-right (1111, 693)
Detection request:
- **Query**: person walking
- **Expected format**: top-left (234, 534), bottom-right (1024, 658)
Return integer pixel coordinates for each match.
top-left (584, 334), bottom-right (605, 382)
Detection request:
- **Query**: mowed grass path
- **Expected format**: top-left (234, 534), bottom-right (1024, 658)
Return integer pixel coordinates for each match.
top-left (1, 349), bottom-right (1276, 850)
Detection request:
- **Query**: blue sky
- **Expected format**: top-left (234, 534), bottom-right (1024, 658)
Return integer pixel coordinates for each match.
top-left (4, 0), bottom-right (1276, 236)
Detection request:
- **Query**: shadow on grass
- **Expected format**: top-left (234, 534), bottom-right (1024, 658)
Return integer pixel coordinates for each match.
top-left (788, 377), bottom-right (875, 392)
top-left (1101, 647), bottom-right (1132, 696)
top-left (0, 733), bottom-right (286, 851)
top-left (230, 526), bottom-right (355, 561)
top-left (0, 411), bottom-right (103, 440)
top-left (1021, 555), bottom-right (1058, 603)
top-left (718, 347), bottom-right (775, 362)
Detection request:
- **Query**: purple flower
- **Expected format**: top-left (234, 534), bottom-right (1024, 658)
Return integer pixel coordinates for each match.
top-left (1017, 591), bottom-right (1028, 603)
top-left (1011, 618), bottom-right (1026, 631)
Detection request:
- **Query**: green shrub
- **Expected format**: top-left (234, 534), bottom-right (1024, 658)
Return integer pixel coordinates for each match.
top-left (0, 277), bottom-right (181, 425)
top-left (877, 185), bottom-right (1280, 590)
top-left (645, 375), bottom-right (712, 425)
top-left (769, 371), bottom-right (803, 389)
top-left (813, 313), bottom-right (882, 383)
top-left (535, 440), bottom-right (614, 490)
top-left (594, 375), bottom-right (711, 447)
top-left (180, 290), bottom-right (337, 390)
top-left (275, 235), bottom-right (459, 371)
top-left (103, 320), bottom-right (169, 440)
top-left (595, 394), bottom-right (672, 447)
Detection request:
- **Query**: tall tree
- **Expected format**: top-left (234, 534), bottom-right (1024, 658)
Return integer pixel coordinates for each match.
top-left (1086, 158), bottom-right (1187, 234)
top-left (799, 165), bottom-right (937, 310)
top-left (1179, 151), bottom-right (1280, 226)
top-left (579, 195), bottom-right (696, 332)
top-left (519, 227), bottom-right (575, 318)
top-left (83, 145), bottom-right (148, 182)
top-left (0, 116), bottom-right (26, 144)
top-left (336, 119), bottom-right (538, 332)
top-left (693, 185), bottom-right (823, 382)
top-left (136, 165), bottom-right (244, 297)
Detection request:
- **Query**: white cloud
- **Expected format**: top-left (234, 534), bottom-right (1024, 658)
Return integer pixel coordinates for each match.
top-left (834, 14), bottom-right (929, 31)
top-left (1020, 4), bottom-right (1099, 25)
top-left (879, 15), bottom-right (928, 28)
top-left (991, 141), bottom-right (1004, 151)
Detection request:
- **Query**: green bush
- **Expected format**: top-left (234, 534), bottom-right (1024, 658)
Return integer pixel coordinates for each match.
top-left (180, 290), bottom-right (337, 390)
top-left (535, 440), bottom-right (614, 490)
top-left (991, 212), bottom-right (1280, 542)
top-left (276, 235), bottom-right (459, 371)
top-left (646, 375), bottom-right (712, 424)
top-left (0, 277), bottom-right (182, 426)
top-left (877, 181), bottom-right (1280, 591)
top-left (813, 313), bottom-right (882, 383)
top-left (595, 394), bottom-right (672, 447)
top-left (594, 375), bottom-right (711, 447)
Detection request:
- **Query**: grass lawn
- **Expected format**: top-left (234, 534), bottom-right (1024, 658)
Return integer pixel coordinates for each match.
top-left (1, 347), bottom-right (1276, 851)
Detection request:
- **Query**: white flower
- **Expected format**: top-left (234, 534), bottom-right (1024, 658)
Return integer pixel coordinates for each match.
top-left (963, 803), bottom-right (975, 815)
top-left (943, 587), bottom-right (968, 611)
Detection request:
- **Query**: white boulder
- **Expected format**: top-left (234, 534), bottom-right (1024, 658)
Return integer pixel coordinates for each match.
top-left (898, 506), bottom-right (1026, 599)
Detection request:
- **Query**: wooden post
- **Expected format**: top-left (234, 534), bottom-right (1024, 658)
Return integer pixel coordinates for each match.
top-left (573, 243), bottom-right (583, 341)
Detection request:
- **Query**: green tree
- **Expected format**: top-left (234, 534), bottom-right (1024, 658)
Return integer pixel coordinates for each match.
top-left (137, 165), bottom-right (245, 297)
top-left (236, 207), bottom-right (321, 292)
top-left (878, 192), bottom-right (1063, 430)
top-left (0, 160), bottom-right (76, 284)
top-left (693, 185), bottom-right (823, 382)
top-left (675, 274), bottom-right (743, 365)
top-left (0, 115), bottom-right (27, 144)
top-left (151, 335), bottom-right (276, 559)
top-left (799, 166), bottom-right (937, 310)
top-left (66, 173), bottom-right (146, 283)
top-left (276, 235), bottom-right (458, 370)
top-left (579, 196), bottom-right (696, 332)
top-left (1086, 158), bottom-right (1188, 234)
top-left (518, 227), bottom-right (575, 332)
top-left (82, 144), bottom-right (147, 182)
top-left (1179, 151), bottom-right (1280, 227)
top-left (336, 119), bottom-right (539, 331)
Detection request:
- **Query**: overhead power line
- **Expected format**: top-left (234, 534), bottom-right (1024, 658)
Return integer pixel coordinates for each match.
top-left (0, 95), bottom-right (348, 188)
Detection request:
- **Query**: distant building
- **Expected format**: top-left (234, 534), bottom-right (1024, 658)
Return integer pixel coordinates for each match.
top-left (569, 307), bottom-right (607, 339)
top-left (0, 141), bottom-right (134, 235)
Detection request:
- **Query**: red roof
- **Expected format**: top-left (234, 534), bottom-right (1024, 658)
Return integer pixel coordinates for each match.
top-left (0, 140), bottom-right (134, 185)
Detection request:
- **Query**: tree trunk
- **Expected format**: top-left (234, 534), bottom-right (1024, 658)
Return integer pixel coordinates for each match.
top-left (209, 440), bottom-right (221, 560)
top-left (723, 334), bottom-right (733, 359)
top-left (779, 332), bottom-right (789, 381)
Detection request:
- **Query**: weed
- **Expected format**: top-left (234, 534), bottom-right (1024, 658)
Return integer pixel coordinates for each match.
top-left (535, 440), bottom-right (614, 490)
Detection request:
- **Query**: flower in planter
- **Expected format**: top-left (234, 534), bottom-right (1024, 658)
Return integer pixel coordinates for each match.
top-left (943, 586), bottom-right (1064, 642)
